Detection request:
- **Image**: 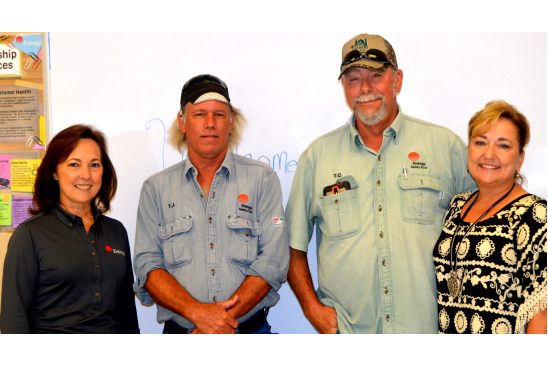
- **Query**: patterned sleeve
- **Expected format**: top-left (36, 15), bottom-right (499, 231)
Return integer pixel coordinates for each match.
top-left (514, 198), bottom-right (547, 334)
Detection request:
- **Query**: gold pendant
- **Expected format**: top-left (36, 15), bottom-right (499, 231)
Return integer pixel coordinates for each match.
top-left (447, 271), bottom-right (462, 300)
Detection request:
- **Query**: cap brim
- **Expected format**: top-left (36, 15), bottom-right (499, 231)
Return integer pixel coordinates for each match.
top-left (194, 92), bottom-right (229, 104)
top-left (338, 59), bottom-right (389, 79)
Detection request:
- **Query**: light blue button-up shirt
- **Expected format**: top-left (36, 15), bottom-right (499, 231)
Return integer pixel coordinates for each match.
top-left (133, 151), bottom-right (289, 330)
top-left (285, 106), bottom-right (476, 333)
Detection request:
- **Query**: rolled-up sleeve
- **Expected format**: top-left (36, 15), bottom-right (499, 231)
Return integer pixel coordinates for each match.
top-left (285, 152), bottom-right (316, 253)
top-left (245, 169), bottom-right (289, 291)
top-left (1, 224), bottom-right (37, 333)
top-left (132, 180), bottom-right (165, 305)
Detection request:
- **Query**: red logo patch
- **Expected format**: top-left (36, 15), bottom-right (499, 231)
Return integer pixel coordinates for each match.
top-left (105, 246), bottom-right (113, 252)
top-left (15, 36), bottom-right (23, 44)
top-left (238, 194), bottom-right (249, 203)
top-left (408, 152), bottom-right (420, 161)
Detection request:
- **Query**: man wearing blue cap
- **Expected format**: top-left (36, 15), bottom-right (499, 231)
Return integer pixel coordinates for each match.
top-left (133, 75), bottom-right (289, 334)
top-left (286, 34), bottom-right (476, 333)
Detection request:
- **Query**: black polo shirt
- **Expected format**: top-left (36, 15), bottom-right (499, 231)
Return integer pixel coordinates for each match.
top-left (1, 204), bottom-right (139, 333)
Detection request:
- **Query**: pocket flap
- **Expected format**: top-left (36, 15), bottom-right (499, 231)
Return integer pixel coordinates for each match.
top-left (159, 216), bottom-right (192, 239)
top-left (227, 217), bottom-right (262, 235)
top-left (398, 174), bottom-right (441, 190)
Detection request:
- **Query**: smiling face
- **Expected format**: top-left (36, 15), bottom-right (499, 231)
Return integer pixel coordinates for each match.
top-left (54, 138), bottom-right (103, 213)
top-left (341, 66), bottom-right (402, 127)
top-left (468, 118), bottom-right (525, 190)
top-left (179, 100), bottom-right (233, 162)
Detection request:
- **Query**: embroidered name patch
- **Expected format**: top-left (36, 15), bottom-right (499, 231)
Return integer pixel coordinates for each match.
top-left (273, 217), bottom-right (284, 228)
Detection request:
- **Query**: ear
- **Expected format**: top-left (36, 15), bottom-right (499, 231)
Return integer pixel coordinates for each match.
top-left (394, 69), bottom-right (403, 94)
top-left (177, 111), bottom-right (186, 134)
top-left (516, 151), bottom-right (525, 171)
top-left (228, 112), bottom-right (235, 134)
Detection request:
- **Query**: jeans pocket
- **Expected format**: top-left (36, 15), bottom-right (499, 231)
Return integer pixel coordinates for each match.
top-left (398, 174), bottom-right (441, 224)
top-left (319, 189), bottom-right (361, 239)
top-left (158, 216), bottom-right (193, 267)
top-left (227, 216), bottom-right (261, 265)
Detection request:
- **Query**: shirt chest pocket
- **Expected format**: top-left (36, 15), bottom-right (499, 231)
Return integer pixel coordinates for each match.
top-left (319, 189), bottom-right (361, 239)
top-left (227, 216), bottom-right (261, 265)
top-left (158, 216), bottom-right (193, 267)
top-left (398, 174), bottom-right (441, 224)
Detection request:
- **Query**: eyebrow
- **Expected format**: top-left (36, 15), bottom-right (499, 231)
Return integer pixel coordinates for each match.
top-left (67, 158), bottom-right (101, 162)
top-left (475, 135), bottom-right (513, 143)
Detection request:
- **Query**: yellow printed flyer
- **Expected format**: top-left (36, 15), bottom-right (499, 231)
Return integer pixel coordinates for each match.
top-left (10, 159), bottom-right (40, 192)
top-left (0, 192), bottom-right (11, 226)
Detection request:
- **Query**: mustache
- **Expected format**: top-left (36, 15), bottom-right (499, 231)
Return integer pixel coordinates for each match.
top-left (354, 93), bottom-right (385, 103)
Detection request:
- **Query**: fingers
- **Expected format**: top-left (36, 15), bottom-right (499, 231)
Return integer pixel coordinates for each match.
top-left (220, 295), bottom-right (239, 309)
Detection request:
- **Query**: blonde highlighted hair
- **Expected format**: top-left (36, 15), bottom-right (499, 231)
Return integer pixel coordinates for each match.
top-left (168, 102), bottom-right (247, 153)
top-left (468, 100), bottom-right (530, 154)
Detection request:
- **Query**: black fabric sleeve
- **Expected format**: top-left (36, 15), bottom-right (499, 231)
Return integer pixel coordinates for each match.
top-left (0, 224), bottom-right (38, 333)
top-left (114, 226), bottom-right (140, 334)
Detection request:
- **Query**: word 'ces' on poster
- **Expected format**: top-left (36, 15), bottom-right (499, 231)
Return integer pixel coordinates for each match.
top-left (10, 159), bottom-right (40, 192)
top-left (0, 85), bottom-right (40, 143)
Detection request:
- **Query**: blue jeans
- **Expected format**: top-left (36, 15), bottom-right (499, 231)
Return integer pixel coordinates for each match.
top-left (162, 320), bottom-right (272, 334)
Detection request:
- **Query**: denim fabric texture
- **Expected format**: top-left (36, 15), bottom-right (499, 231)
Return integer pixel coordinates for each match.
top-left (286, 106), bottom-right (477, 333)
top-left (133, 151), bottom-right (289, 331)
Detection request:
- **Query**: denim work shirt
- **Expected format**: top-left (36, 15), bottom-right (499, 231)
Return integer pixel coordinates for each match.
top-left (133, 151), bottom-right (289, 330)
top-left (285, 106), bottom-right (477, 333)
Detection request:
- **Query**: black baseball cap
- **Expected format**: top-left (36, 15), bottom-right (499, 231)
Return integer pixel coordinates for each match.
top-left (180, 74), bottom-right (230, 109)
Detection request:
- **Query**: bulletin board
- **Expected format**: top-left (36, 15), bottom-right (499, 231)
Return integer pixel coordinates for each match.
top-left (0, 33), bottom-right (50, 232)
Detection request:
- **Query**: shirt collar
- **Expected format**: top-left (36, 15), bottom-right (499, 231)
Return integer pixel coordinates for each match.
top-left (184, 150), bottom-right (233, 180)
top-left (52, 203), bottom-right (99, 229)
top-left (349, 103), bottom-right (405, 148)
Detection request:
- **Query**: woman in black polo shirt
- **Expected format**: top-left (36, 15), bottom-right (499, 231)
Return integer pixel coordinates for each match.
top-left (1, 125), bottom-right (139, 333)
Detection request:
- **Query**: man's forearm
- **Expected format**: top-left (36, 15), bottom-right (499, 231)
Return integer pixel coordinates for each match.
top-left (143, 268), bottom-right (200, 320)
top-left (227, 276), bottom-right (271, 320)
top-left (287, 247), bottom-right (323, 316)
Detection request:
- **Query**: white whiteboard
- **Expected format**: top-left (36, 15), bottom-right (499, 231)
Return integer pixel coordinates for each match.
top-left (48, 32), bottom-right (547, 334)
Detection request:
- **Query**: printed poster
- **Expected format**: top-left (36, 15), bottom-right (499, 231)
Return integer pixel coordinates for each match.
top-left (0, 193), bottom-right (11, 226)
top-left (10, 159), bottom-right (40, 192)
top-left (11, 196), bottom-right (32, 228)
top-left (0, 154), bottom-right (11, 187)
top-left (0, 85), bottom-right (40, 143)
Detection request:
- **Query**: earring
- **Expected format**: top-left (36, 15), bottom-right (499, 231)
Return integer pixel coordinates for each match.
top-left (515, 170), bottom-right (520, 179)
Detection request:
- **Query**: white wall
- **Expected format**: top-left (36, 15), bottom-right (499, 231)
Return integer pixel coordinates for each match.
top-left (48, 32), bottom-right (547, 334)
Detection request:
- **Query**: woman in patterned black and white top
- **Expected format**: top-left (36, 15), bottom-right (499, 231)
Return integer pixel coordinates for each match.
top-left (433, 100), bottom-right (546, 334)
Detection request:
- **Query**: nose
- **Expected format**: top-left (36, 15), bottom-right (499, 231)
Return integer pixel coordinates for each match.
top-left (484, 144), bottom-right (496, 160)
top-left (360, 77), bottom-right (373, 94)
top-left (80, 165), bottom-right (91, 179)
top-left (204, 113), bottom-right (216, 129)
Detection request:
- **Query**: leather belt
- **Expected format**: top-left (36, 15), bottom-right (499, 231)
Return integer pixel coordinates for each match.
top-left (164, 308), bottom-right (267, 334)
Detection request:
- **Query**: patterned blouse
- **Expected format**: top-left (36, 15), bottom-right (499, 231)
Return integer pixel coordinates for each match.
top-left (433, 192), bottom-right (547, 334)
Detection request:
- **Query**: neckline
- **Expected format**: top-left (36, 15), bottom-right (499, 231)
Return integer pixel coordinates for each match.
top-left (459, 192), bottom-right (531, 224)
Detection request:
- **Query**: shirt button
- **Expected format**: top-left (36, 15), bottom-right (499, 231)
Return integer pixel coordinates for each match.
top-left (213, 296), bottom-right (217, 302)
top-left (382, 260), bottom-right (386, 266)
top-left (208, 217), bottom-right (212, 223)
top-left (378, 206), bottom-right (382, 211)
top-left (210, 243), bottom-right (214, 249)
top-left (95, 293), bottom-right (100, 297)
top-left (386, 315), bottom-right (390, 322)
top-left (95, 265), bottom-right (99, 269)
top-left (377, 180), bottom-right (381, 186)
top-left (69, 223), bottom-right (73, 227)
top-left (192, 169), bottom-right (195, 174)
top-left (211, 269), bottom-right (215, 275)
top-left (384, 288), bottom-right (389, 294)
top-left (200, 194), bottom-right (204, 198)
top-left (245, 232), bottom-right (249, 237)
top-left (95, 279), bottom-right (99, 283)
top-left (378, 155), bottom-right (381, 161)
top-left (380, 232), bottom-right (384, 238)
top-left (91, 240), bottom-right (95, 244)
top-left (335, 199), bottom-right (339, 204)
top-left (92, 252), bottom-right (96, 256)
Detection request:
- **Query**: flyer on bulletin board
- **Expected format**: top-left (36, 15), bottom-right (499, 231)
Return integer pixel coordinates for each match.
top-left (10, 159), bottom-right (41, 192)
top-left (0, 193), bottom-right (11, 226)
top-left (11, 196), bottom-right (32, 228)
top-left (0, 154), bottom-right (11, 187)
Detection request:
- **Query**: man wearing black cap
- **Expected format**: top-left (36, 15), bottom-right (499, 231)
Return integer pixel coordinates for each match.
top-left (285, 34), bottom-right (476, 333)
top-left (133, 75), bottom-right (289, 334)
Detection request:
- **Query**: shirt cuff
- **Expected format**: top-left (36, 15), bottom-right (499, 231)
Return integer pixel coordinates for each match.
top-left (289, 237), bottom-right (309, 253)
top-left (246, 260), bottom-right (287, 291)
top-left (133, 262), bottom-right (165, 306)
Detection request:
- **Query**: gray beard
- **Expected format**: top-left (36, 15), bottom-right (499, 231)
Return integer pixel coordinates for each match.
top-left (353, 94), bottom-right (387, 126)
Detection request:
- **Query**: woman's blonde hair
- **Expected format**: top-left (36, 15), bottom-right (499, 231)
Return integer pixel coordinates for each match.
top-left (168, 102), bottom-right (247, 153)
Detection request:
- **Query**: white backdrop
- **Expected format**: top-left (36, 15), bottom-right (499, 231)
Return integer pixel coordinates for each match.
top-left (48, 32), bottom-right (547, 334)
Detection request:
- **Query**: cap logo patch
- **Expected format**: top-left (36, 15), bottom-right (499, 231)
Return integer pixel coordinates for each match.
top-left (238, 194), bottom-right (249, 203)
top-left (408, 152), bottom-right (420, 161)
top-left (351, 38), bottom-right (368, 52)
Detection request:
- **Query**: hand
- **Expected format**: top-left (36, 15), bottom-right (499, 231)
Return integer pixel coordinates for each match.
top-left (306, 304), bottom-right (338, 334)
top-left (189, 296), bottom-right (239, 334)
